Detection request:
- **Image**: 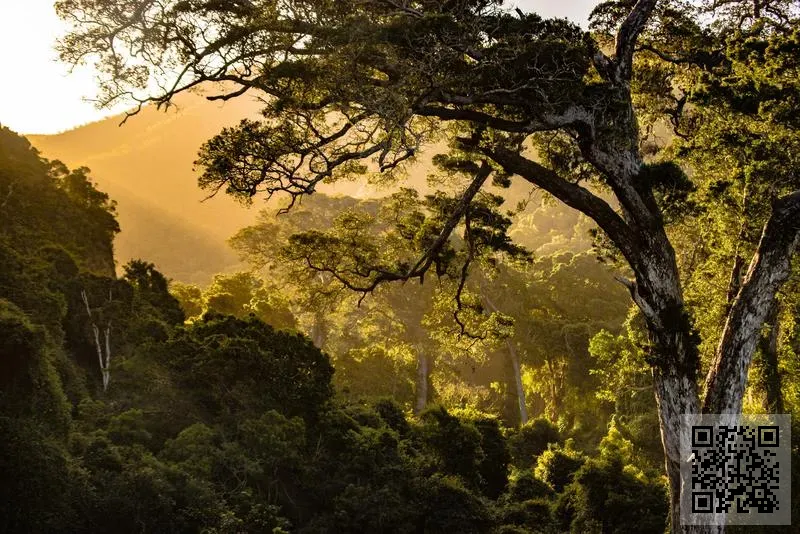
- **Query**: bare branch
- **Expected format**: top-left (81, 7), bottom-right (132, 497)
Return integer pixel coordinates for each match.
top-left (481, 146), bottom-right (640, 265)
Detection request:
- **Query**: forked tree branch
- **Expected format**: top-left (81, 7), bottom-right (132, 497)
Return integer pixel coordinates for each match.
top-left (292, 160), bottom-right (493, 302)
top-left (703, 189), bottom-right (800, 413)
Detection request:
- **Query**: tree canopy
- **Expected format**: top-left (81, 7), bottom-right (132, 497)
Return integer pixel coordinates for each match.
top-left (52, 0), bottom-right (800, 531)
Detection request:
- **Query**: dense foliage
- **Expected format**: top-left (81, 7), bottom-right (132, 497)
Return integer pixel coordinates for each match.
top-left (3, 0), bottom-right (800, 531)
top-left (0, 126), bottom-right (676, 532)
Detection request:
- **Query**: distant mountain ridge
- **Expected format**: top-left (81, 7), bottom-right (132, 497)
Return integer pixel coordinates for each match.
top-left (29, 93), bottom-right (265, 284)
top-left (27, 92), bottom-right (440, 284)
top-left (28, 92), bottom-right (593, 285)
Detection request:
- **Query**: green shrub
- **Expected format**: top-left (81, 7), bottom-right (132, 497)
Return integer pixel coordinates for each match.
top-left (508, 418), bottom-right (561, 468)
top-left (554, 456), bottom-right (667, 533)
top-left (534, 441), bottom-right (585, 492)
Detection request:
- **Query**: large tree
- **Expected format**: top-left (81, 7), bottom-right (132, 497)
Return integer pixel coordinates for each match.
top-left (57, 0), bottom-right (800, 531)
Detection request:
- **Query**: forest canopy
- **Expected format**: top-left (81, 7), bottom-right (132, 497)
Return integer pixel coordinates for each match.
top-left (0, 124), bottom-right (670, 534)
top-left (1, 0), bottom-right (799, 532)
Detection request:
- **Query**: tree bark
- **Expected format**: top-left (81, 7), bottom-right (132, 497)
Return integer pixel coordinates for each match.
top-left (653, 363), bottom-right (700, 532)
top-left (645, 289), bottom-right (731, 534)
top-left (310, 312), bottom-right (326, 348)
top-left (102, 325), bottom-right (111, 391)
top-left (82, 289), bottom-right (112, 392)
top-left (725, 255), bottom-right (745, 308)
top-left (634, 259), bottom-right (702, 533)
top-left (482, 292), bottom-right (528, 425)
top-left (703, 191), bottom-right (800, 414)
top-left (614, 209), bottom-right (706, 533)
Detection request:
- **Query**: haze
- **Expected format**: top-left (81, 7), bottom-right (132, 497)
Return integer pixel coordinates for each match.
top-left (0, 0), bottom-right (598, 135)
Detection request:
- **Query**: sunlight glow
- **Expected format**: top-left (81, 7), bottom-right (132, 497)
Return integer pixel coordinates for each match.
top-left (0, 1), bottom-right (127, 134)
top-left (0, 1), bottom-right (596, 135)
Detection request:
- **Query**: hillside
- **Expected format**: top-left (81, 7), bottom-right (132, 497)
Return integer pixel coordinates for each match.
top-left (28, 93), bottom-right (264, 284)
top-left (29, 91), bottom-right (593, 284)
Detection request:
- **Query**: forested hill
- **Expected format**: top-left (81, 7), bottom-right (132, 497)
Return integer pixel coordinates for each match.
top-left (0, 126), bottom-right (117, 278)
top-left (28, 92), bottom-right (593, 284)
top-left (0, 125), bottom-right (669, 533)
top-left (27, 93), bottom-right (262, 284)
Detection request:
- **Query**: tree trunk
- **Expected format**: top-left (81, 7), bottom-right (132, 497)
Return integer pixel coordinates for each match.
top-left (414, 349), bottom-right (429, 415)
top-left (653, 366), bottom-right (700, 532)
top-left (507, 339), bottom-right (528, 425)
top-left (754, 301), bottom-right (784, 413)
top-left (619, 229), bottom-right (705, 533)
top-left (704, 192), bottom-right (800, 414)
top-left (543, 358), bottom-right (566, 422)
top-left (612, 189), bottom-right (799, 532)
top-left (103, 325), bottom-right (112, 391)
top-left (310, 312), bottom-right (326, 348)
top-left (650, 323), bottom-right (728, 534)
top-left (82, 289), bottom-right (112, 392)
top-left (725, 255), bottom-right (745, 308)
top-left (481, 291), bottom-right (528, 425)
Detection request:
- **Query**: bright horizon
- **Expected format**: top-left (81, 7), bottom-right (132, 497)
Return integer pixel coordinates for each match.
top-left (0, 0), bottom-right (598, 136)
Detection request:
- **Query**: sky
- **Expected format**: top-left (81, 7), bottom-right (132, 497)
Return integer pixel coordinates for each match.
top-left (0, 1), bottom-right (598, 135)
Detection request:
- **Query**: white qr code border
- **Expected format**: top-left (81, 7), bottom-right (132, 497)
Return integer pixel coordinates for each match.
top-left (680, 413), bottom-right (791, 526)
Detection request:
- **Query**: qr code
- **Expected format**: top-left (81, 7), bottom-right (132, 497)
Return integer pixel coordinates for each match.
top-left (680, 414), bottom-right (791, 526)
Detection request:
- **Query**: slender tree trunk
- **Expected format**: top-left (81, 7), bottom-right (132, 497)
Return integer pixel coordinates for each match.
top-left (725, 255), bottom-right (745, 308)
top-left (82, 289), bottom-right (112, 392)
top-left (530, 392), bottom-right (546, 419)
top-left (103, 325), bottom-right (112, 391)
top-left (414, 349), bottom-right (429, 414)
top-left (507, 339), bottom-right (528, 425)
top-left (482, 292), bottom-right (528, 425)
top-left (544, 358), bottom-right (564, 421)
top-left (500, 346), bottom-right (519, 423)
top-left (90, 322), bottom-right (106, 387)
top-left (310, 312), bottom-right (326, 348)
